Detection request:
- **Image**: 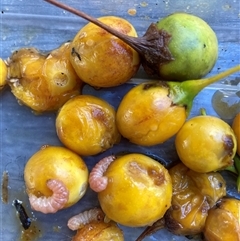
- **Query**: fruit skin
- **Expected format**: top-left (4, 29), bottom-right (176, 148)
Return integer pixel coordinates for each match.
top-left (56, 95), bottom-right (120, 156)
top-left (0, 58), bottom-right (7, 90)
top-left (98, 153), bottom-right (172, 227)
top-left (116, 81), bottom-right (186, 146)
top-left (175, 115), bottom-right (237, 173)
top-left (165, 163), bottom-right (226, 236)
top-left (7, 43), bottom-right (82, 113)
top-left (70, 16), bottom-right (140, 87)
top-left (203, 198), bottom-right (240, 241)
top-left (72, 221), bottom-right (124, 241)
top-left (156, 13), bottom-right (218, 81)
top-left (232, 113), bottom-right (240, 156)
top-left (24, 145), bottom-right (89, 208)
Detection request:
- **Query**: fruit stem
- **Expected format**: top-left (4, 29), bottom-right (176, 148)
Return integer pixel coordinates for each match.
top-left (43, 0), bottom-right (174, 75)
top-left (168, 65), bottom-right (240, 116)
top-left (135, 218), bottom-right (165, 241)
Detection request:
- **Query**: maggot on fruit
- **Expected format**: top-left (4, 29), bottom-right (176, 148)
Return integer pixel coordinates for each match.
top-left (24, 145), bottom-right (89, 213)
top-left (44, 0), bottom-right (218, 81)
top-left (89, 153), bottom-right (172, 227)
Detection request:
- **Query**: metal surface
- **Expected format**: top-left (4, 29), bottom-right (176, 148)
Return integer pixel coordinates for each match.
top-left (1, 0), bottom-right (240, 240)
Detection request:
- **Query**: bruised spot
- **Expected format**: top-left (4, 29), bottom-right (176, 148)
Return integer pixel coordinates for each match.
top-left (142, 81), bottom-right (168, 90)
top-left (147, 168), bottom-right (165, 186)
top-left (91, 107), bottom-right (109, 127)
top-left (222, 134), bottom-right (234, 156)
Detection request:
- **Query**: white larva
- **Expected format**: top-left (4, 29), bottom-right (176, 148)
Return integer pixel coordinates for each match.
top-left (89, 155), bottom-right (116, 192)
top-left (67, 208), bottom-right (105, 231)
top-left (29, 179), bottom-right (69, 214)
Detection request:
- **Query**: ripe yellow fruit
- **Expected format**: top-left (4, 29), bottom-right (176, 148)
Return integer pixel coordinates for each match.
top-left (203, 198), bottom-right (240, 241)
top-left (175, 115), bottom-right (237, 173)
top-left (24, 145), bottom-right (89, 208)
top-left (98, 153), bottom-right (172, 227)
top-left (70, 16), bottom-right (140, 87)
top-left (232, 113), bottom-right (240, 156)
top-left (56, 95), bottom-right (120, 156)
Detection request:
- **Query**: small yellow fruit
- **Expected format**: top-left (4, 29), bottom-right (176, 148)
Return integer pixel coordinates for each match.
top-left (203, 198), bottom-right (240, 241)
top-left (98, 153), bottom-right (172, 227)
top-left (70, 16), bottom-right (140, 87)
top-left (0, 58), bottom-right (8, 90)
top-left (24, 145), bottom-right (89, 208)
top-left (232, 113), bottom-right (240, 156)
top-left (56, 95), bottom-right (120, 156)
top-left (175, 115), bottom-right (237, 173)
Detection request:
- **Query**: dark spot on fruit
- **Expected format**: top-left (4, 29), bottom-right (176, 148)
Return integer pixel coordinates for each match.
top-left (222, 134), bottom-right (234, 156)
top-left (147, 168), bottom-right (165, 186)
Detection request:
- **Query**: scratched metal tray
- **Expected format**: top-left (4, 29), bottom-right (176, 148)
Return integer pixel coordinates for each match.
top-left (1, 0), bottom-right (240, 240)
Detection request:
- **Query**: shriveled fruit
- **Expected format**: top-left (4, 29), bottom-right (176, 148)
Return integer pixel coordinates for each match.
top-left (7, 43), bottom-right (82, 113)
top-left (70, 16), bottom-right (140, 87)
top-left (232, 112), bottom-right (240, 155)
top-left (175, 115), bottom-right (237, 173)
top-left (24, 145), bottom-right (88, 213)
top-left (0, 58), bottom-right (8, 90)
top-left (203, 198), bottom-right (240, 241)
top-left (56, 95), bottom-right (120, 156)
top-left (93, 153), bottom-right (172, 227)
top-left (136, 163), bottom-right (226, 241)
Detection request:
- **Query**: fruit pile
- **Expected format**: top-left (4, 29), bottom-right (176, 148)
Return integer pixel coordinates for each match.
top-left (1, 0), bottom-right (240, 240)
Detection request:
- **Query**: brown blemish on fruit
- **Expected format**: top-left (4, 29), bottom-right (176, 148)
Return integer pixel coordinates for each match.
top-left (222, 134), bottom-right (234, 156)
top-left (91, 107), bottom-right (108, 124)
top-left (147, 168), bottom-right (166, 186)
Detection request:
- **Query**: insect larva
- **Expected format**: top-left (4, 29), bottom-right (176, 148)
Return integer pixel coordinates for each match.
top-left (29, 179), bottom-right (69, 214)
top-left (67, 208), bottom-right (105, 231)
top-left (89, 155), bottom-right (116, 192)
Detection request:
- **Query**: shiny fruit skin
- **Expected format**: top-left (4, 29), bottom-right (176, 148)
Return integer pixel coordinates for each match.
top-left (24, 145), bottom-right (89, 208)
top-left (7, 44), bottom-right (82, 113)
top-left (0, 58), bottom-right (7, 90)
top-left (70, 16), bottom-right (140, 87)
top-left (56, 95), bottom-right (120, 156)
top-left (116, 81), bottom-right (186, 146)
top-left (98, 153), bottom-right (172, 227)
top-left (232, 113), bottom-right (240, 155)
top-left (156, 13), bottom-right (218, 81)
top-left (72, 221), bottom-right (124, 241)
top-left (175, 115), bottom-right (237, 173)
top-left (203, 198), bottom-right (240, 241)
top-left (165, 163), bottom-right (226, 236)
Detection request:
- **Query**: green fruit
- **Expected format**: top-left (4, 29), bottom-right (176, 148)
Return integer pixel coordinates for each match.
top-left (156, 12), bottom-right (218, 81)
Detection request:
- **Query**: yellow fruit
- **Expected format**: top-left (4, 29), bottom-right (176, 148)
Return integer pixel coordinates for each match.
top-left (7, 43), bottom-right (82, 113)
top-left (70, 16), bottom-right (140, 87)
top-left (56, 95), bottom-right (120, 156)
top-left (24, 145), bottom-right (88, 208)
top-left (203, 198), bottom-right (240, 241)
top-left (72, 221), bottom-right (124, 241)
top-left (116, 81), bottom-right (186, 146)
top-left (98, 153), bottom-right (172, 227)
top-left (175, 115), bottom-right (237, 173)
top-left (0, 58), bottom-right (7, 90)
top-left (232, 113), bottom-right (240, 156)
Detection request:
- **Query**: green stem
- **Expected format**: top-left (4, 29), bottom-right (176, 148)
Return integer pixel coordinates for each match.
top-left (234, 155), bottom-right (240, 174)
top-left (168, 65), bottom-right (240, 116)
